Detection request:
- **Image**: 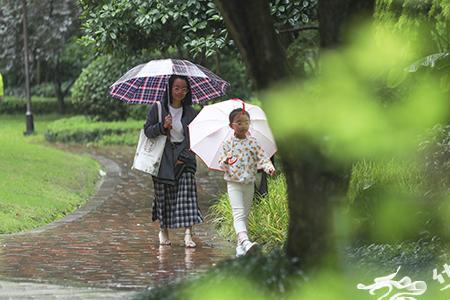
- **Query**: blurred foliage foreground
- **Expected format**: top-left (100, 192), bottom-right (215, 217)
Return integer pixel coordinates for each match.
top-left (139, 23), bottom-right (449, 300)
top-left (265, 22), bottom-right (449, 244)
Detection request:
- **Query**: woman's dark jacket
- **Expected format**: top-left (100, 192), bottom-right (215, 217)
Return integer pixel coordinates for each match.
top-left (143, 96), bottom-right (197, 185)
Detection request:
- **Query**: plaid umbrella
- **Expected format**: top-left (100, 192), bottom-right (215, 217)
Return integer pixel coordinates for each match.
top-left (109, 59), bottom-right (229, 104)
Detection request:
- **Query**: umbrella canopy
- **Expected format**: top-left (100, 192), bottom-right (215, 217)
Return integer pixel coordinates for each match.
top-left (189, 99), bottom-right (277, 170)
top-left (109, 59), bottom-right (229, 104)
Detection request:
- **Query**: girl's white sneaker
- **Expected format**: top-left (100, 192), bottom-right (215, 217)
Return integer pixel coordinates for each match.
top-left (236, 244), bottom-right (246, 257)
top-left (236, 240), bottom-right (258, 257)
top-left (241, 240), bottom-right (258, 256)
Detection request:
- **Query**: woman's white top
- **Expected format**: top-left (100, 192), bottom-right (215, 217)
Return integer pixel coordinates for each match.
top-left (169, 105), bottom-right (184, 142)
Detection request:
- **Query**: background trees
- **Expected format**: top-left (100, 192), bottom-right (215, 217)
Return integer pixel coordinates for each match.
top-left (75, 0), bottom-right (319, 120)
top-left (377, 0), bottom-right (450, 92)
top-left (0, 0), bottom-right (83, 112)
top-left (78, 0), bottom-right (317, 60)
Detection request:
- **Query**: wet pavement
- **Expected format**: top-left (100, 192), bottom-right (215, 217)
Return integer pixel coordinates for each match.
top-left (0, 146), bottom-right (233, 294)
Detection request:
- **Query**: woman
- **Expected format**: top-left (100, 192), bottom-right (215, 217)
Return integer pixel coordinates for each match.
top-left (144, 75), bottom-right (203, 248)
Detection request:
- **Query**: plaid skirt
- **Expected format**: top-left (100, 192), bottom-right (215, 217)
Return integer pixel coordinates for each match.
top-left (152, 172), bottom-right (204, 228)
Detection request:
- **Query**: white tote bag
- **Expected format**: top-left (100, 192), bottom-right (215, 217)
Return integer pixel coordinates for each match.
top-left (132, 101), bottom-right (167, 176)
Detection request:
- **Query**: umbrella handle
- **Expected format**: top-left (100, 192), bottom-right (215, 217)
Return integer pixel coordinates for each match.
top-left (231, 98), bottom-right (245, 113)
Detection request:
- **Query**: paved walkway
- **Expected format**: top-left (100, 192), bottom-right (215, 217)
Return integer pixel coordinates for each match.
top-left (0, 146), bottom-right (232, 298)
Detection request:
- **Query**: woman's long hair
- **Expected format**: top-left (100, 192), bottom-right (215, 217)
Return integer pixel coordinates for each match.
top-left (162, 75), bottom-right (193, 109)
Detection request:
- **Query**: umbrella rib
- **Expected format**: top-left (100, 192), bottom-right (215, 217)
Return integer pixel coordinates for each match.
top-left (189, 125), bottom-right (231, 147)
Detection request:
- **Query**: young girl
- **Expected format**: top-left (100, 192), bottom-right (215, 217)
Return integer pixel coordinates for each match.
top-left (219, 108), bottom-right (276, 257)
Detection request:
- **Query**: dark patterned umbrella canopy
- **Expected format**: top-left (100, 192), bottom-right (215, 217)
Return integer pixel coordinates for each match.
top-left (109, 59), bottom-right (229, 104)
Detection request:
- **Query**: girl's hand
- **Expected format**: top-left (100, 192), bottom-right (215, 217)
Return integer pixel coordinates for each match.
top-left (268, 168), bottom-right (276, 176)
top-left (163, 115), bottom-right (172, 129)
top-left (223, 152), bottom-right (232, 165)
top-left (176, 160), bottom-right (184, 165)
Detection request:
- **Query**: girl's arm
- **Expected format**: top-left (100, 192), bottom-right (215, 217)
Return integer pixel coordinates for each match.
top-left (255, 142), bottom-right (275, 175)
top-left (144, 103), bottom-right (166, 139)
top-left (218, 139), bottom-right (231, 169)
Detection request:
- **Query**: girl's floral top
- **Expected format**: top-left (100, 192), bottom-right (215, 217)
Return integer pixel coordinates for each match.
top-left (219, 135), bottom-right (274, 184)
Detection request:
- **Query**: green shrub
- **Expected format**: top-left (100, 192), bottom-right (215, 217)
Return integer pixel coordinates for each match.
top-left (216, 54), bottom-right (252, 99)
top-left (98, 131), bottom-right (141, 146)
top-left (71, 55), bottom-right (143, 121)
top-left (45, 116), bottom-right (142, 145)
top-left (286, 28), bottom-right (319, 77)
top-left (128, 104), bottom-right (150, 121)
top-left (31, 82), bottom-right (56, 97)
top-left (210, 174), bottom-right (288, 251)
top-left (0, 96), bottom-right (75, 114)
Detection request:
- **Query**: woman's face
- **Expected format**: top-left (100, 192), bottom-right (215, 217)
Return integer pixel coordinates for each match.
top-left (171, 78), bottom-right (189, 103)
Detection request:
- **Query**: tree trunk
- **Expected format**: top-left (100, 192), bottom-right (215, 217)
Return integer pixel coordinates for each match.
top-left (214, 0), bottom-right (290, 90)
top-left (281, 142), bottom-right (351, 269)
top-left (319, 0), bottom-right (375, 48)
top-left (216, 0), bottom-right (375, 270)
top-left (53, 56), bottom-right (65, 114)
top-left (54, 80), bottom-right (65, 114)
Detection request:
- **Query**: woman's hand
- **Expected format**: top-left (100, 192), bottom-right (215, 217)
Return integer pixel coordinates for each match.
top-left (176, 160), bottom-right (184, 165)
top-left (163, 115), bottom-right (172, 129)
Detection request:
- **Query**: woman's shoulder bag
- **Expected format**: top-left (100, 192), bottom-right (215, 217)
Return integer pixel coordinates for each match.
top-left (132, 101), bottom-right (167, 176)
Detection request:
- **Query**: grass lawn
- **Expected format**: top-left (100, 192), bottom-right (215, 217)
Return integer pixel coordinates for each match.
top-left (0, 114), bottom-right (100, 233)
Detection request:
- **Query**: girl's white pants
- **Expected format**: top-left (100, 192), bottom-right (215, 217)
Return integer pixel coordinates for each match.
top-left (227, 181), bottom-right (254, 234)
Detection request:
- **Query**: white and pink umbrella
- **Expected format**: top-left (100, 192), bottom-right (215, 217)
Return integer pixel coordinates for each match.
top-left (189, 99), bottom-right (277, 170)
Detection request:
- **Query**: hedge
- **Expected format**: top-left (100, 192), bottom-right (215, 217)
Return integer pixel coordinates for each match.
top-left (44, 116), bottom-right (142, 145)
top-left (0, 96), bottom-right (75, 114)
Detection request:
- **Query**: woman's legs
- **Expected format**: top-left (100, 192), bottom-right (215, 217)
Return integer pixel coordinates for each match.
top-left (159, 226), bottom-right (171, 245)
top-left (184, 226), bottom-right (196, 248)
top-left (154, 173), bottom-right (202, 247)
top-left (153, 179), bottom-right (174, 245)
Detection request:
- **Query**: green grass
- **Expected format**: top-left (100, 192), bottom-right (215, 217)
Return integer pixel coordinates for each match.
top-left (210, 159), bottom-right (426, 250)
top-left (0, 114), bottom-right (100, 233)
top-left (210, 174), bottom-right (288, 251)
top-left (347, 159), bottom-right (423, 205)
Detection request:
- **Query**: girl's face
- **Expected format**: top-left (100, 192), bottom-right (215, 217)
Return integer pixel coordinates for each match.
top-left (230, 113), bottom-right (250, 138)
top-left (171, 78), bottom-right (189, 103)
